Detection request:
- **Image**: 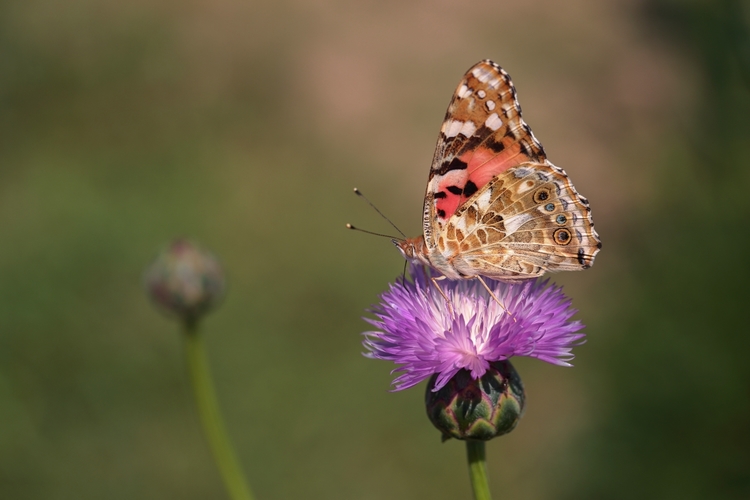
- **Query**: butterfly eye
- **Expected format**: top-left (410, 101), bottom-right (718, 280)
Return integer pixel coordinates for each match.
top-left (533, 188), bottom-right (550, 204)
top-left (544, 203), bottom-right (555, 212)
top-left (553, 228), bottom-right (571, 245)
top-left (556, 214), bottom-right (567, 224)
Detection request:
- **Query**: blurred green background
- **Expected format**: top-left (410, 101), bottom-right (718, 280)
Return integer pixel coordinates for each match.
top-left (1, 0), bottom-right (748, 498)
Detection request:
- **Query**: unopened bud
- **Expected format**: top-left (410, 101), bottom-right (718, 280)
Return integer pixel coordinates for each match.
top-left (425, 360), bottom-right (524, 441)
top-left (145, 239), bottom-right (225, 324)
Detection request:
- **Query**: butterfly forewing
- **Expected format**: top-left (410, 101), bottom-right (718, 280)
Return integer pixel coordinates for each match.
top-left (423, 60), bottom-right (547, 247)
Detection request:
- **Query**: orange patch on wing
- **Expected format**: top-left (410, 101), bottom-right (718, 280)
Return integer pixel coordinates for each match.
top-left (461, 146), bottom-right (525, 189)
top-left (435, 183), bottom-right (462, 220)
top-left (434, 145), bottom-right (527, 220)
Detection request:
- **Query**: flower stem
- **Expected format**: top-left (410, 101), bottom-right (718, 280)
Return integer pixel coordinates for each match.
top-left (183, 321), bottom-right (255, 500)
top-left (466, 440), bottom-right (491, 500)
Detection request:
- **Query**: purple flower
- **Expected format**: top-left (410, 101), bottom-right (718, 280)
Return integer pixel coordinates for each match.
top-left (363, 264), bottom-right (586, 391)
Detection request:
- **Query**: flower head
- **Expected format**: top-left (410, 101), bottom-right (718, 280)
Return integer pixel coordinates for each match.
top-left (145, 239), bottom-right (225, 324)
top-left (425, 360), bottom-right (524, 441)
top-left (363, 264), bottom-right (586, 391)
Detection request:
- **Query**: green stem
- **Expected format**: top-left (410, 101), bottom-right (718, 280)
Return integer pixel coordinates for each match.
top-left (183, 321), bottom-right (255, 500)
top-left (466, 440), bottom-right (491, 500)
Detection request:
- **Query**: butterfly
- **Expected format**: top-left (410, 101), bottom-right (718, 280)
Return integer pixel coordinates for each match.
top-left (396, 60), bottom-right (601, 282)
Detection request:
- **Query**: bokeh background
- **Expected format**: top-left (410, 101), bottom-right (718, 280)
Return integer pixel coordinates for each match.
top-left (1, 0), bottom-right (748, 498)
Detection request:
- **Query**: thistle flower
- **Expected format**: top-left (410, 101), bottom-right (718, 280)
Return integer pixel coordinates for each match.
top-left (363, 263), bottom-right (585, 392)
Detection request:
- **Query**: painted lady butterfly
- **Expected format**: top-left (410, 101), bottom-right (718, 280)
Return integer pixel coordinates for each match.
top-left (396, 60), bottom-right (601, 281)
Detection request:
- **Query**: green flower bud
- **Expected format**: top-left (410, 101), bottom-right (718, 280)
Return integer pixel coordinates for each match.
top-left (425, 360), bottom-right (525, 441)
top-left (145, 239), bottom-right (225, 324)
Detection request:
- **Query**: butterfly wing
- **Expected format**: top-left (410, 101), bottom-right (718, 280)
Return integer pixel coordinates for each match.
top-left (422, 60), bottom-right (600, 280)
top-left (437, 163), bottom-right (601, 280)
top-left (423, 60), bottom-right (547, 249)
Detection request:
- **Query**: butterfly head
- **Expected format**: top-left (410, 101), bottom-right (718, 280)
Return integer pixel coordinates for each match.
top-left (394, 236), bottom-right (430, 267)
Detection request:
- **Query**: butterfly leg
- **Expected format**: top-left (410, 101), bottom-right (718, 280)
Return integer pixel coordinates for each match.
top-left (430, 276), bottom-right (455, 315)
top-left (476, 276), bottom-right (516, 322)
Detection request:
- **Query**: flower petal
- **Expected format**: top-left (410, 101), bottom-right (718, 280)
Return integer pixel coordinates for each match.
top-left (363, 264), bottom-right (587, 391)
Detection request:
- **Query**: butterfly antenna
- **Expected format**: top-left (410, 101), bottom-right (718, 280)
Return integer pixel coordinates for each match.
top-left (352, 188), bottom-right (406, 238)
top-left (345, 224), bottom-right (400, 240)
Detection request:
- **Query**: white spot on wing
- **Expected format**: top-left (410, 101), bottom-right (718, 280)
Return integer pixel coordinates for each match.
top-left (476, 188), bottom-right (492, 209)
top-left (442, 120), bottom-right (478, 138)
top-left (457, 84), bottom-right (471, 98)
top-left (516, 180), bottom-right (535, 194)
top-left (477, 90), bottom-right (486, 98)
top-left (484, 113), bottom-right (503, 131)
top-left (485, 100), bottom-right (495, 111)
top-left (442, 119), bottom-right (463, 138)
top-left (504, 213), bottom-right (533, 235)
top-left (454, 217), bottom-right (468, 233)
top-left (473, 67), bottom-right (501, 88)
top-left (459, 121), bottom-right (477, 137)
top-left (472, 66), bottom-right (492, 83)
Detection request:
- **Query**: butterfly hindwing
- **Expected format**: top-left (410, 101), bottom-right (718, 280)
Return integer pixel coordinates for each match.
top-left (433, 163), bottom-right (600, 280)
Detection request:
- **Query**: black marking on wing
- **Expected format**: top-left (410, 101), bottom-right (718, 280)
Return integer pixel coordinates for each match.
top-left (577, 247), bottom-right (587, 266)
top-left (486, 137), bottom-right (505, 153)
top-left (462, 134), bottom-right (485, 152)
top-left (435, 157), bottom-right (468, 176)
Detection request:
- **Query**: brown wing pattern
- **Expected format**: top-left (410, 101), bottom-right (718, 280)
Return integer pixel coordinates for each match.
top-left (434, 163), bottom-right (601, 281)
